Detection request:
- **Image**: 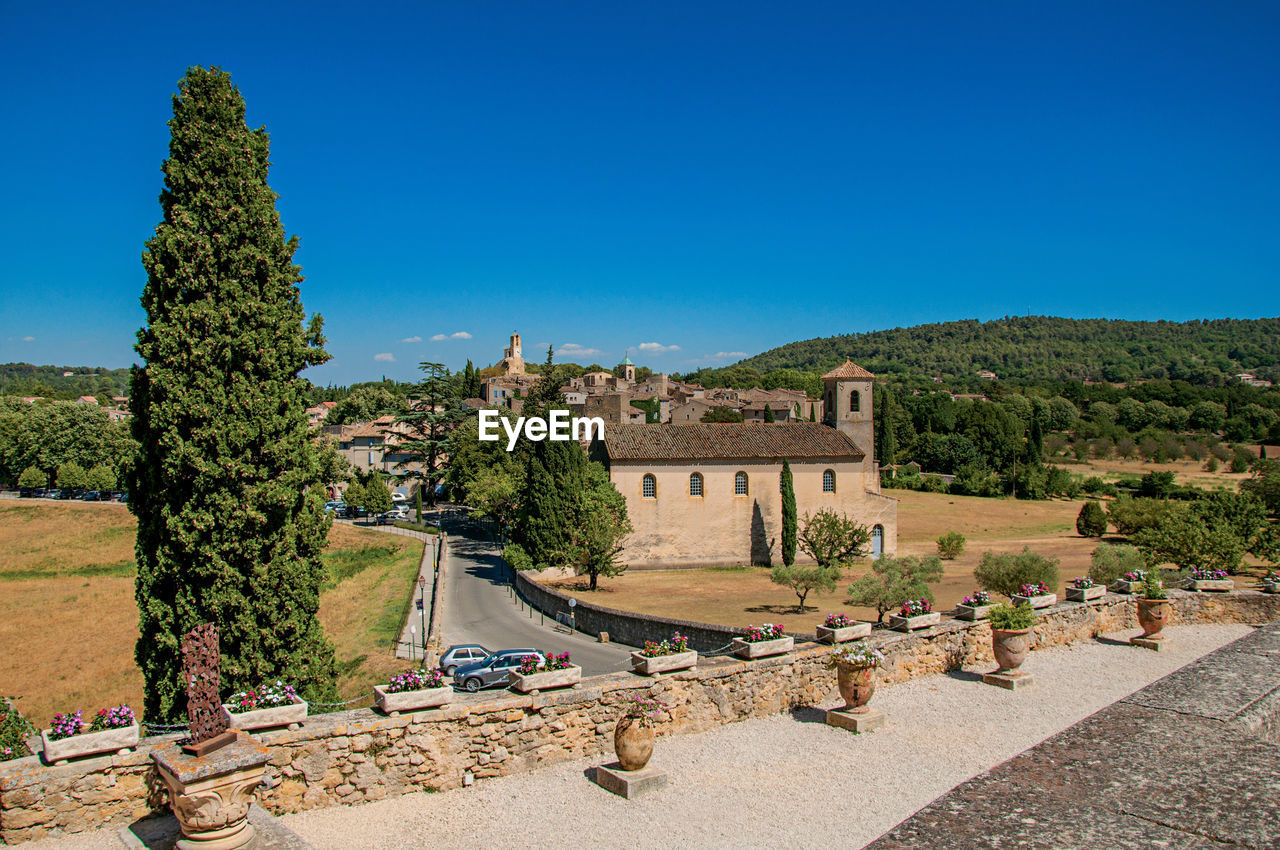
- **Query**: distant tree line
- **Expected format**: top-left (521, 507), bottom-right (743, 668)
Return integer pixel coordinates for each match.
top-left (0, 398), bottom-right (134, 487)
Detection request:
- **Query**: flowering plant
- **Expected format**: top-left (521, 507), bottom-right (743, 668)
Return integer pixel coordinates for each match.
top-left (1190, 568), bottom-right (1228, 581)
top-left (1122, 570), bottom-right (1146, 582)
top-left (822, 613), bottom-right (854, 628)
top-left (619, 694), bottom-right (667, 728)
top-left (517, 652), bottom-right (573, 675)
top-left (226, 681), bottom-right (298, 713)
top-left (639, 633), bottom-right (690, 658)
top-left (899, 599), bottom-right (932, 617)
top-left (826, 644), bottom-right (884, 669)
top-left (385, 668), bottom-right (445, 694)
top-left (1071, 576), bottom-right (1096, 589)
top-left (88, 705), bottom-right (135, 732)
top-left (1, 699), bottom-right (35, 761)
top-left (48, 711), bottom-right (83, 741)
top-left (1018, 582), bottom-right (1052, 597)
top-left (742, 623), bottom-right (786, 642)
top-left (960, 590), bottom-right (990, 607)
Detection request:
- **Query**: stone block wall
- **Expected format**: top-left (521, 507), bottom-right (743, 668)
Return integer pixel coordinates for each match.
top-left (3, 590), bottom-right (1277, 844)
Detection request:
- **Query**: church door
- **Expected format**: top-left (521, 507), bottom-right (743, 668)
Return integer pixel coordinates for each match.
top-left (871, 525), bottom-right (884, 559)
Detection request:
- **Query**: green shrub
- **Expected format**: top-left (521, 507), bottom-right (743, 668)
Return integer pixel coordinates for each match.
top-left (1108, 496), bottom-right (1177, 536)
top-left (936, 531), bottom-right (966, 560)
top-left (974, 548), bottom-right (1060, 598)
top-left (0, 698), bottom-right (35, 761)
top-left (1089, 543), bottom-right (1145, 585)
top-left (847, 555), bottom-right (944, 623)
top-left (921, 474), bottom-right (950, 493)
top-left (1076, 500), bottom-right (1108, 537)
top-left (502, 543), bottom-right (535, 572)
top-left (1141, 569), bottom-right (1167, 600)
top-left (988, 602), bottom-right (1035, 630)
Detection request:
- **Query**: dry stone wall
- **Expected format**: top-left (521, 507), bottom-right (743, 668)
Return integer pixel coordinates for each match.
top-left (3, 590), bottom-right (1277, 844)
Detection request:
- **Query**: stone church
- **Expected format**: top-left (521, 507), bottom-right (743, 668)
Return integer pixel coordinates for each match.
top-left (596, 362), bottom-right (898, 568)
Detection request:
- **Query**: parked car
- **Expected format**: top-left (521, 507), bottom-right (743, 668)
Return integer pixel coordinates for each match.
top-left (81, 490), bottom-right (101, 501)
top-left (323, 500), bottom-right (346, 513)
top-left (437, 644), bottom-right (492, 677)
top-left (19, 487), bottom-right (44, 498)
top-left (43, 488), bottom-right (63, 499)
top-left (391, 492), bottom-right (408, 504)
top-left (452, 649), bottom-right (545, 693)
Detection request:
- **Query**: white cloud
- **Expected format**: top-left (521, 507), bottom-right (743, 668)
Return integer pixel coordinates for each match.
top-left (401, 335), bottom-right (422, 343)
top-left (638, 342), bottom-right (680, 354)
top-left (374, 352), bottom-right (395, 362)
top-left (21, 336), bottom-right (34, 342)
top-left (558, 343), bottom-right (602, 357)
top-left (451, 331), bottom-right (472, 340)
top-left (430, 333), bottom-right (448, 341)
top-left (711, 351), bottom-right (748, 359)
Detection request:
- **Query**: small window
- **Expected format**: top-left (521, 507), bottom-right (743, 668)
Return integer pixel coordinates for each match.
top-left (689, 472), bottom-right (703, 497)
top-left (823, 469), bottom-right (836, 493)
top-left (642, 474), bottom-right (656, 499)
top-left (850, 391), bottom-right (860, 413)
top-left (734, 471), bottom-right (748, 496)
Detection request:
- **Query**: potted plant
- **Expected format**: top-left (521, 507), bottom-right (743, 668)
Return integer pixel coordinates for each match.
top-left (222, 681), bottom-right (307, 731)
top-left (1135, 570), bottom-right (1170, 642)
top-left (509, 652), bottom-right (582, 694)
top-left (1264, 570), bottom-right (1280, 594)
top-left (613, 694), bottom-right (666, 771)
top-left (1110, 570), bottom-right (1146, 594)
top-left (374, 667), bottom-right (452, 716)
top-left (888, 599), bottom-right (940, 631)
top-left (816, 613), bottom-right (872, 644)
top-left (825, 643), bottom-right (885, 713)
top-left (1182, 568), bottom-right (1234, 592)
top-left (1011, 581), bottom-right (1057, 609)
top-left (631, 632), bottom-right (698, 676)
top-left (40, 705), bottom-right (139, 765)
top-left (955, 590), bottom-right (993, 621)
top-left (731, 623), bottom-right (794, 659)
top-left (1065, 576), bottom-right (1105, 602)
top-left (988, 603), bottom-right (1035, 673)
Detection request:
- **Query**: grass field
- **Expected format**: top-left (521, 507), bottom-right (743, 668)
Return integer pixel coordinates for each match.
top-left (0, 501), bottom-right (421, 728)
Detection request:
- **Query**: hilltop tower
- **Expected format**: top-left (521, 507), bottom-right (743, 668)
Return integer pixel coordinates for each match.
top-left (501, 332), bottom-right (525, 375)
top-left (618, 354), bottom-right (636, 384)
top-left (822, 360), bottom-right (876, 475)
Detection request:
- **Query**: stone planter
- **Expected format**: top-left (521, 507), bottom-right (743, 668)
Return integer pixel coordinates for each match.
top-left (373, 684), bottom-right (452, 716)
top-left (1012, 593), bottom-right (1056, 609)
top-left (816, 622), bottom-right (873, 643)
top-left (1183, 578), bottom-right (1234, 592)
top-left (1264, 580), bottom-right (1280, 594)
top-left (221, 699), bottom-right (308, 732)
top-left (835, 664), bottom-right (876, 712)
top-left (1065, 585), bottom-right (1105, 602)
top-left (888, 612), bottom-right (940, 631)
top-left (613, 716), bottom-right (654, 771)
top-left (731, 636), bottom-right (794, 659)
top-left (508, 665), bottom-right (582, 694)
top-left (955, 603), bottom-right (993, 621)
top-left (1136, 598), bottom-right (1170, 639)
top-left (992, 628), bottom-right (1031, 672)
top-left (1110, 579), bottom-right (1143, 594)
top-left (41, 723), bottom-right (139, 765)
top-left (630, 650), bottom-right (698, 676)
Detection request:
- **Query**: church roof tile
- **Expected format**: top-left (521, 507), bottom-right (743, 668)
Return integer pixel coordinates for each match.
top-left (601, 423), bottom-right (864, 461)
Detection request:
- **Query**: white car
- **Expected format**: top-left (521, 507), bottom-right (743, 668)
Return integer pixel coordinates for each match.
top-left (391, 492), bottom-right (409, 503)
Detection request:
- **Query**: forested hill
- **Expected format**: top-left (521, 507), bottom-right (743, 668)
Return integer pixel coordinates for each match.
top-left (716, 317), bottom-right (1280, 387)
top-left (0, 363), bottom-right (132, 400)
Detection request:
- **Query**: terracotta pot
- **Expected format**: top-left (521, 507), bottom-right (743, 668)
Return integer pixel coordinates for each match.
top-left (1136, 598), bottom-right (1170, 638)
top-left (836, 664), bottom-right (876, 713)
top-left (613, 716), bottom-right (654, 771)
top-left (991, 628), bottom-right (1031, 672)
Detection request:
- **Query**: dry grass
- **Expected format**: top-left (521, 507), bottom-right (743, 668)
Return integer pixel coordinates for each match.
top-left (1072, 455), bottom-right (1250, 489)
top-left (0, 502), bottom-right (421, 728)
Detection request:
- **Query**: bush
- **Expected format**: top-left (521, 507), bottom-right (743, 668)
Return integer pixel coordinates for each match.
top-left (1204, 456), bottom-right (1220, 473)
top-left (936, 531), bottom-right (966, 559)
top-left (974, 548), bottom-right (1060, 598)
top-left (1089, 543), bottom-right (1146, 585)
top-left (17, 465), bottom-right (45, 488)
top-left (988, 602), bottom-right (1035, 631)
top-left (847, 555), bottom-right (944, 623)
top-left (502, 543), bottom-right (535, 572)
top-left (921, 474), bottom-right (950, 493)
top-left (0, 698), bottom-right (35, 761)
top-left (1108, 496), bottom-right (1177, 536)
top-left (1076, 500), bottom-right (1108, 537)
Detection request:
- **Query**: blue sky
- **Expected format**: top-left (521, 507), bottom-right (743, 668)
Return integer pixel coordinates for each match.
top-left (1, 1), bottom-right (1277, 385)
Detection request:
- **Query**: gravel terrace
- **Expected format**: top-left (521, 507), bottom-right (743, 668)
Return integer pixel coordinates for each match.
top-left (24, 623), bottom-right (1255, 850)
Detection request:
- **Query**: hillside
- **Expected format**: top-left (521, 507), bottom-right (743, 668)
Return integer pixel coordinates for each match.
top-left (0, 363), bottom-right (131, 400)
top-left (685, 317), bottom-right (1280, 388)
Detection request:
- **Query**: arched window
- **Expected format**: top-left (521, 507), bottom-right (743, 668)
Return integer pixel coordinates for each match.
top-left (689, 472), bottom-right (704, 497)
top-left (734, 471), bottom-right (748, 496)
top-left (823, 469), bottom-right (836, 493)
top-left (850, 390), bottom-right (861, 413)
top-left (871, 524), bottom-right (884, 558)
top-left (642, 474), bottom-right (656, 499)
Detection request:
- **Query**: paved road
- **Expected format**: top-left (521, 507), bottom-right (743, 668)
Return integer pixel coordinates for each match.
top-left (438, 513), bottom-right (635, 677)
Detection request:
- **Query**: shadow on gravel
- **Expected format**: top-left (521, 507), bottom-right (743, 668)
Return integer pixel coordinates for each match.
top-left (789, 705), bottom-right (828, 724)
top-left (944, 669), bottom-right (984, 683)
top-left (1092, 635), bottom-right (1132, 648)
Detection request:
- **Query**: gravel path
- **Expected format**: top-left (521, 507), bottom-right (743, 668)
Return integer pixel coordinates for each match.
top-left (23, 623), bottom-right (1255, 850)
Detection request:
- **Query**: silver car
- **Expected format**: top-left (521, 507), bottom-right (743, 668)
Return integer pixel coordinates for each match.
top-left (438, 644), bottom-right (491, 677)
top-left (452, 649), bottom-right (545, 693)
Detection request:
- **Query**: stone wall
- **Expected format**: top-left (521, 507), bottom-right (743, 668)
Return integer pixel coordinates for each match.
top-left (3, 590), bottom-right (1277, 844)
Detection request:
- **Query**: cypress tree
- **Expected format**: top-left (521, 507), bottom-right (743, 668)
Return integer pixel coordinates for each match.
top-left (781, 459), bottom-right (797, 566)
top-left (130, 67), bottom-right (336, 722)
top-left (1026, 415), bottom-right (1044, 465)
top-left (876, 387), bottom-right (898, 466)
top-left (764, 405), bottom-right (776, 423)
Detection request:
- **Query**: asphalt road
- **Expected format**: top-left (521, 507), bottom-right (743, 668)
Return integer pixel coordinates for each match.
top-left (438, 514), bottom-right (636, 677)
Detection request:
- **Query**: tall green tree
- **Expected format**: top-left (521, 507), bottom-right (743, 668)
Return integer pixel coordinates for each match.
top-left (875, 386), bottom-right (897, 466)
top-left (392, 362), bottom-right (467, 506)
top-left (459, 359), bottom-right (482, 400)
top-left (763, 404), bottom-right (776, 423)
top-left (781, 459), bottom-right (797, 566)
top-left (129, 66), bottom-right (337, 722)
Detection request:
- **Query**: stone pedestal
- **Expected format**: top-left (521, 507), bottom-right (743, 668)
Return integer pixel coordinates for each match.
top-left (826, 707), bottom-right (886, 733)
top-left (151, 734), bottom-right (270, 850)
top-left (594, 763), bottom-right (668, 799)
top-left (983, 670), bottom-right (1035, 690)
top-left (1131, 636), bottom-right (1165, 652)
